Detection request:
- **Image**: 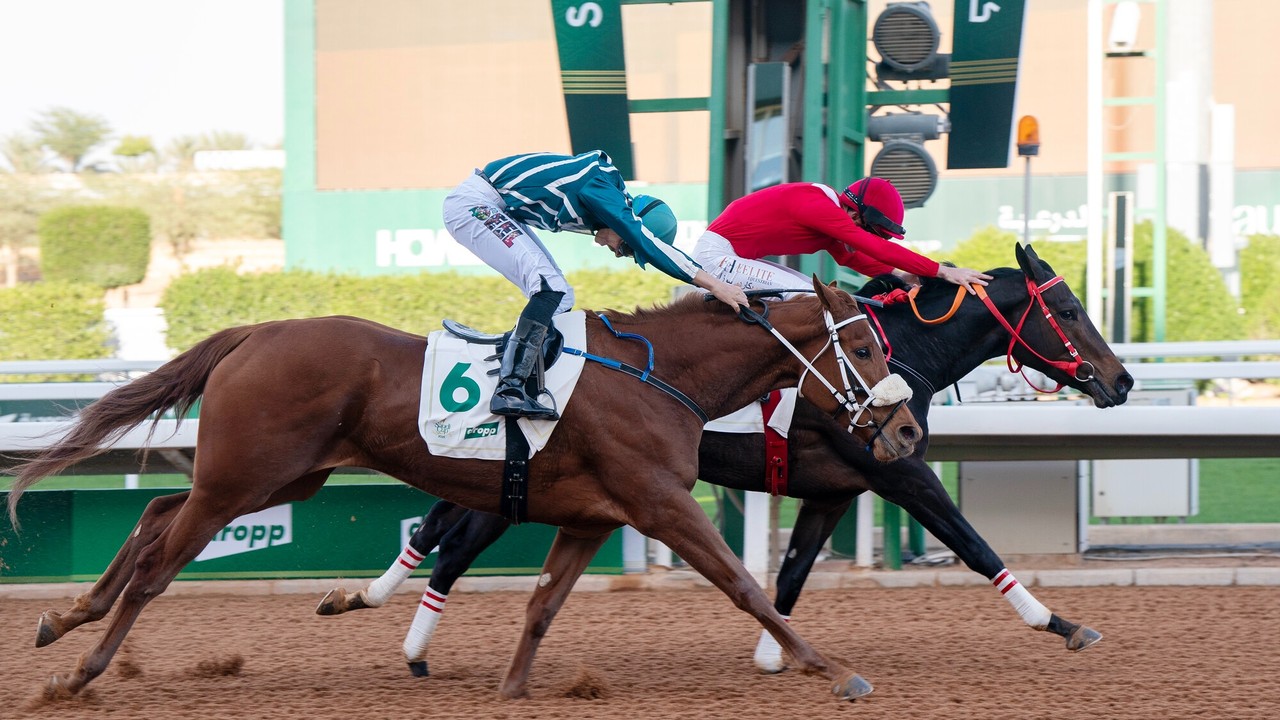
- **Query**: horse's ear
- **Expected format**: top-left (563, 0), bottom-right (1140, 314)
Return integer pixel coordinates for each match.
top-left (1016, 241), bottom-right (1048, 281)
top-left (812, 274), bottom-right (836, 311)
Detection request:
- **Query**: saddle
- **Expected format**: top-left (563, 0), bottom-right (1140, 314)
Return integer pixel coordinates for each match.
top-left (442, 319), bottom-right (565, 371)
top-left (440, 318), bottom-right (566, 525)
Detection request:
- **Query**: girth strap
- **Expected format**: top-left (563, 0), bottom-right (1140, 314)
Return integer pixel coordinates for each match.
top-left (502, 417), bottom-right (531, 524)
top-left (761, 391), bottom-right (789, 496)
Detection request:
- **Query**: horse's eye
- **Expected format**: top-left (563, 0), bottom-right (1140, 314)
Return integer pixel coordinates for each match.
top-left (854, 347), bottom-right (872, 360)
top-left (1059, 309), bottom-right (1077, 321)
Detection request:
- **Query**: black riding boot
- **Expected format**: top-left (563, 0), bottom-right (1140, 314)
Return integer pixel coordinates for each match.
top-left (490, 283), bottom-right (564, 420)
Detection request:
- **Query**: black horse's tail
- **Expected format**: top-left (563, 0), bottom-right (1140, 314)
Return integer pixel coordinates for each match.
top-left (5, 324), bottom-right (261, 528)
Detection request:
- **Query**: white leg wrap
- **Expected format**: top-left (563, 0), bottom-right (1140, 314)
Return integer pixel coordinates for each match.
top-left (752, 616), bottom-right (789, 673)
top-left (403, 587), bottom-right (448, 662)
top-left (365, 546), bottom-right (425, 607)
top-left (993, 568), bottom-right (1051, 630)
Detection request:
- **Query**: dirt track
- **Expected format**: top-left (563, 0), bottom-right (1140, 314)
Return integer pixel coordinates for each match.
top-left (2, 584), bottom-right (1278, 719)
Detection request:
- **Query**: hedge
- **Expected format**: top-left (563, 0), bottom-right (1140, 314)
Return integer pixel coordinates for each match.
top-left (38, 205), bottom-right (151, 288)
top-left (160, 268), bottom-right (684, 352)
top-left (1239, 234), bottom-right (1280, 340)
top-left (941, 223), bottom-right (1242, 343)
top-left (0, 282), bottom-right (111, 368)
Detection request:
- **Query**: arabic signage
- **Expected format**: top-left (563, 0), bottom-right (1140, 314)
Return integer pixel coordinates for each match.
top-left (948, 0), bottom-right (1028, 169)
top-left (551, 0), bottom-right (635, 179)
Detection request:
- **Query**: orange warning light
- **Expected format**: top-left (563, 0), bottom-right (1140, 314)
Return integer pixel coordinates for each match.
top-left (1017, 115), bottom-right (1040, 156)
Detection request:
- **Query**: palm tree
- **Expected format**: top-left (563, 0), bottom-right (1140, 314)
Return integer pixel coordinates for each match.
top-left (1, 133), bottom-right (49, 174)
top-left (164, 134), bottom-right (203, 172)
top-left (29, 106), bottom-right (112, 172)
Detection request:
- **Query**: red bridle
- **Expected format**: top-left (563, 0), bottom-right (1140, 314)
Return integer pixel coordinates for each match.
top-left (866, 275), bottom-right (1095, 394)
top-left (974, 275), bottom-right (1095, 393)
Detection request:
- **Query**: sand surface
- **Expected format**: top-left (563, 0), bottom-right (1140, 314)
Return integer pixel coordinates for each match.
top-left (3, 584), bottom-right (1278, 719)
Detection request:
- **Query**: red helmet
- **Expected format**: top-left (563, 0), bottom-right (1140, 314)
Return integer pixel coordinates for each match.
top-left (839, 177), bottom-right (906, 239)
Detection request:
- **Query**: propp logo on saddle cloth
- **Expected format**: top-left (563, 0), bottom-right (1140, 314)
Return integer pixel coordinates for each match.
top-left (418, 312), bottom-right (588, 460)
top-left (705, 388), bottom-right (799, 436)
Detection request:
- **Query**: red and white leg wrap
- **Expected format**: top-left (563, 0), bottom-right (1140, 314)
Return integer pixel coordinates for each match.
top-left (365, 546), bottom-right (425, 607)
top-left (993, 568), bottom-right (1051, 629)
top-left (752, 616), bottom-right (790, 673)
top-left (403, 587), bottom-right (448, 662)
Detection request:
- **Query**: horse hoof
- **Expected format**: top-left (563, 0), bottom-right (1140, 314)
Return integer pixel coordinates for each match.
top-left (407, 660), bottom-right (429, 677)
top-left (43, 674), bottom-right (78, 700)
top-left (1066, 625), bottom-right (1102, 652)
top-left (832, 673), bottom-right (874, 701)
top-left (317, 586), bottom-right (363, 614)
top-left (35, 611), bottom-right (63, 648)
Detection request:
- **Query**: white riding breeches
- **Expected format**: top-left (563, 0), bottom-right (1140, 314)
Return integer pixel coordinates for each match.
top-left (692, 231), bottom-right (812, 296)
top-left (442, 172), bottom-right (575, 314)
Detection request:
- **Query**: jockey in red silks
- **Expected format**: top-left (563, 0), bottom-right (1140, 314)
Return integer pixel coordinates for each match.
top-left (693, 177), bottom-right (991, 295)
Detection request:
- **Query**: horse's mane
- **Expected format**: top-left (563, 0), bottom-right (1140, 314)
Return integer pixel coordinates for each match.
top-left (597, 288), bottom-right (827, 327)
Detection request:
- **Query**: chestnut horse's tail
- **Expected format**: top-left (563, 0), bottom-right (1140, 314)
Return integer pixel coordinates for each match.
top-left (6, 324), bottom-right (261, 527)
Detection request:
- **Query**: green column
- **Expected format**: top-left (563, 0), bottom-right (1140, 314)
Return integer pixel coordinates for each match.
top-left (551, 0), bottom-right (635, 178)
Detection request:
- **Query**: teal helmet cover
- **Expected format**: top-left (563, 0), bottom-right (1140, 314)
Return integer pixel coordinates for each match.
top-left (632, 194), bottom-right (678, 246)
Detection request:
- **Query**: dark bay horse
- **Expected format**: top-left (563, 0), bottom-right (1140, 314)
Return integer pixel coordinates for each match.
top-left (317, 242), bottom-right (1133, 676)
top-left (6, 277), bottom-right (921, 701)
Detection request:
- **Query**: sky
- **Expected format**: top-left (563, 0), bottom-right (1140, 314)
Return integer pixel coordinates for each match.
top-left (0, 0), bottom-right (284, 151)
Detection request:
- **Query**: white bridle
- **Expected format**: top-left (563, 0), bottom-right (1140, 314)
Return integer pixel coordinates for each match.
top-left (754, 306), bottom-right (913, 434)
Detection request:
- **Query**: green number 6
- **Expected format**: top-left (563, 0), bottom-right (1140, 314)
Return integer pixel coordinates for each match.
top-left (440, 362), bottom-right (481, 412)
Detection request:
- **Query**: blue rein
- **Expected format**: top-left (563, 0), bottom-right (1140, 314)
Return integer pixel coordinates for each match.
top-left (562, 314), bottom-right (708, 424)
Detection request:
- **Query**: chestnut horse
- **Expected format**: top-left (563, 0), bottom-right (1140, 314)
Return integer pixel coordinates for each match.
top-left (5, 277), bottom-right (920, 702)
top-left (317, 242), bottom-right (1133, 676)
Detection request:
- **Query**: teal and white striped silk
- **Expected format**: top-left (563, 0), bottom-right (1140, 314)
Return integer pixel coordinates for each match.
top-left (480, 151), bottom-right (700, 283)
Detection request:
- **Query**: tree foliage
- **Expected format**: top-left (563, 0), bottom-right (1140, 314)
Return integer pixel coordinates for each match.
top-left (1, 133), bottom-right (48, 174)
top-left (202, 131), bottom-right (252, 151)
top-left (1239, 234), bottom-right (1280, 340)
top-left (29, 106), bottom-right (112, 172)
top-left (942, 222), bottom-right (1242, 343)
top-left (38, 205), bottom-right (151, 288)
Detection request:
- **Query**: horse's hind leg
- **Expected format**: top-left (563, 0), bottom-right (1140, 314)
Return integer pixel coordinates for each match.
top-left (46, 490), bottom-right (252, 696)
top-left (48, 471), bottom-right (332, 696)
top-left (634, 491), bottom-right (872, 701)
top-left (499, 528), bottom-right (610, 700)
top-left (402, 509), bottom-right (511, 677)
top-left (316, 500), bottom-right (472, 615)
top-left (36, 491), bottom-right (190, 648)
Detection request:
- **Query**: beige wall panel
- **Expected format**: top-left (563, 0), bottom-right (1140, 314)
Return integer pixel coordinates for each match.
top-left (316, 0), bottom-right (569, 190)
top-left (316, 44), bottom-right (569, 189)
top-left (621, 3), bottom-right (713, 100)
top-left (1215, 0), bottom-right (1280, 170)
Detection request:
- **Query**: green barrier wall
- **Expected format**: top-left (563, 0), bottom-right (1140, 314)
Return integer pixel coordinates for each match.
top-left (0, 485), bottom-right (624, 583)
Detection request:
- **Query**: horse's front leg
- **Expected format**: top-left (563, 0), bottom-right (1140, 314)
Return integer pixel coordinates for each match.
top-left (753, 497), bottom-right (852, 673)
top-left (316, 500), bottom-right (472, 615)
top-left (499, 528), bottom-right (610, 699)
top-left (634, 490), bottom-right (872, 701)
top-left (871, 459), bottom-right (1102, 651)
top-left (36, 491), bottom-right (189, 648)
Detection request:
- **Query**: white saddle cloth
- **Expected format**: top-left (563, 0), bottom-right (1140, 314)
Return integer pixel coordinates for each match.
top-left (704, 387), bottom-right (798, 437)
top-left (418, 312), bottom-right (587, 460)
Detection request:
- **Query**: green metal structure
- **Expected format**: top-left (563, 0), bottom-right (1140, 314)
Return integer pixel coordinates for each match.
top-left (1102, 0), bottom-right (1167, 341)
